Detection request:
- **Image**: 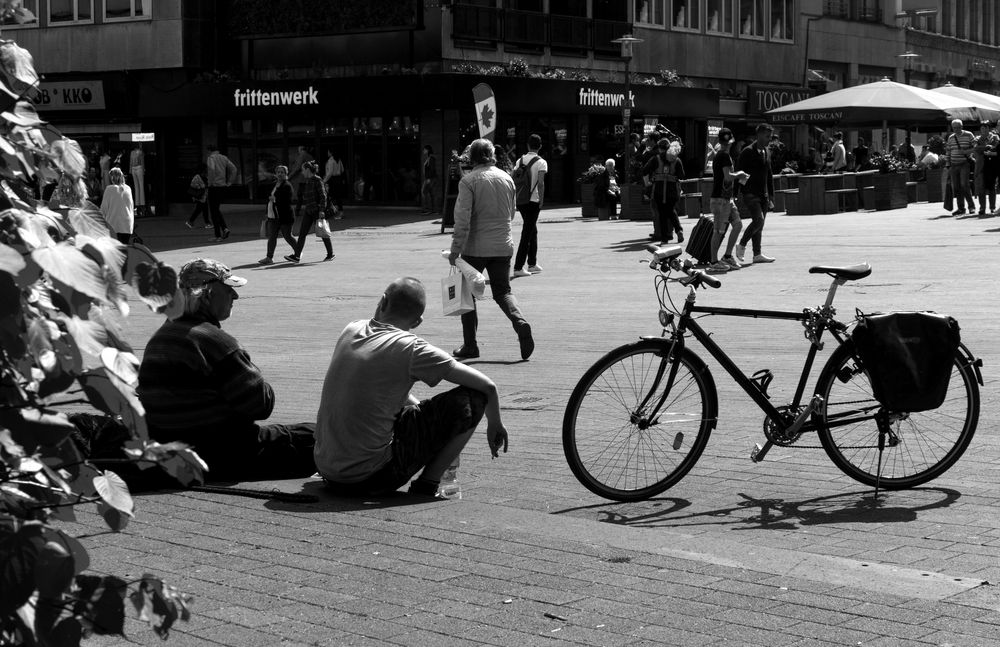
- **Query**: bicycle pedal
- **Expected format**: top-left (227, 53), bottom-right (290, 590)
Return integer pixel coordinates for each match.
top-left (750, 443), bottom-right (764, 462)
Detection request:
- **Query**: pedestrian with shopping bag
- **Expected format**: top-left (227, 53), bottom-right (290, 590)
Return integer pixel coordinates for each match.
top-left (286, 161), bottom-right (334, 263)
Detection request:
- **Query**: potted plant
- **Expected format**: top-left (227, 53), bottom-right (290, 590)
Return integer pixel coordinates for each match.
top-left (866, 151), bottom-right (909, 210)
top-left (577, 163), bottom-right (604, 218)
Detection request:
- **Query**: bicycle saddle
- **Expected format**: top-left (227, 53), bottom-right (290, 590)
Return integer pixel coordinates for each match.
top-left (808, 263), bottom-right (872, 280)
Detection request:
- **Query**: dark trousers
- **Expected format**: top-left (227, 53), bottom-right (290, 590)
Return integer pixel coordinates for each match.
top-left (266, 219), bottom-right (297, 258)
top-left (514, 202), bottom-right (540, 270)
top-left (978, 165), bottom-right (998, 212)
top-left (207, 186), bottom-right (229, 238)
top-left (652, 196), bottom-right (682, 242)
top-left (293, 213), bottom-right (333, 258)
top-left (738, 193), bottom-right (767, 256)
top-left (187, 200), bottom-right (210, 225)
top-left (327, 177), bottom-right (345, 211)
top-left (949, 163), bottom-right (975, 212)
top-left (459, 255), bottom-right (528, 348)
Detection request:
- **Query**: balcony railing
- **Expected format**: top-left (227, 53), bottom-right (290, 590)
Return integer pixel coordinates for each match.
top-left (452, 4), bottom-right (628, 54)
top-left (822, 0), bottom-right (883, 23)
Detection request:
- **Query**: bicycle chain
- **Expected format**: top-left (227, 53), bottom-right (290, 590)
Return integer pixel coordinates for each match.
top-left (775, 397), bottom-right (885, 450)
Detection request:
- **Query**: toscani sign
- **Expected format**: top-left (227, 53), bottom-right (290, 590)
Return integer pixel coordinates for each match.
top-left (233, 86), bottom-right (319, 107)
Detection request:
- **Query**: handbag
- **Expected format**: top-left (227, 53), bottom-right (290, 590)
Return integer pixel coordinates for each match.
top-left (314, 217), bottom-right (332, 239)
top-left (259, 218), bottom-right (268, 239)
top-left (441, 267), bottom-right (475, 316)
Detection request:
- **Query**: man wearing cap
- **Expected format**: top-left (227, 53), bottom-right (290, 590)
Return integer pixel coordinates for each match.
top-left (137, 259), bottom-right (316, 482)
top-left (314, 277), bottom-right (508, 497)
top-left (946, 119), bottom-right (977, 216)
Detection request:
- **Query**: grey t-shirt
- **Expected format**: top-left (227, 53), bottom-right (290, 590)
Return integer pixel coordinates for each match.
top-left (314, 319), bottom-right (456, 482)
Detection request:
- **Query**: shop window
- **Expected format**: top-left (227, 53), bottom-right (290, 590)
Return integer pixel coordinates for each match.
top-left (48, 0), bottom-right (92, 24)
top-left (635, 0), bottom-right (664, 26)
top-left (770, 0), bottom-right (792, 41)
top-left (738, 0), bottom-right (764, 38)
top-left (104, 0), bottom-right (150, 20)
top-left (2, 0), bottom-right (38, 27)
top-left (322, 118), bottom-right (352, 136)
top-left (706, 0), bottom-right (732, 34)
top-left (671, 0), bottom-right (699, 30)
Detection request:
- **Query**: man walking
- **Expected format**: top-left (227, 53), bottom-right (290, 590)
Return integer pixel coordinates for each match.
top-left (512, 133), bottom-right (547, 278)
top-left (206, 144), bottom-right (238, 241)
top-left (421, 145), bottom-right (439, 214)
top-left (734, 123), bottom-right (776, 264)
top-left (449, 139), bottom-right (534, 361)
top-left (946, 119), bottom-right (976, 216)
top-left (708, 128), bottom-right (748, 273)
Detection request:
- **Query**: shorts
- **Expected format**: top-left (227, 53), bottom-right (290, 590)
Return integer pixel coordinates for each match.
top-left (710, 197), bottom-right (740, 234)
top-left (323, 386), bottom-right (487, 496)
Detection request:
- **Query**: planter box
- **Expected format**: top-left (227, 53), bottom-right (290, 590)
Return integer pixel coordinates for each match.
top-left (580, 184), bottom-right (597, 218)
top-left (623, 183), bottom-right (648, 220)
top-left (870, 172), bottom-right (908, 211)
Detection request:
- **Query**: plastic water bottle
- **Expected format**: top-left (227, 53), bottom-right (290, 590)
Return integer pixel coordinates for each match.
top-left (438, 460), bottom-right (461, 499)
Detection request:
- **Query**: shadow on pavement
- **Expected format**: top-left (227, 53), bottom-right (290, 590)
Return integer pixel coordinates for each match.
top-left (552, 487), bottom-right (961, 532)
top-left (262, 479), bottom-right (448, 512)
top-left (605, 237), bottom-right (660, 253)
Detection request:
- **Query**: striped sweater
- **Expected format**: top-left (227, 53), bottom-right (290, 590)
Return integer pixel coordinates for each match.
top-left (137, 315), bottom-right (274, 458)
top-left (946, 130), bottom-right (975, 167)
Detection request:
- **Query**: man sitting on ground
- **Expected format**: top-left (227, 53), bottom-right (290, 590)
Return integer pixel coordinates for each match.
top-left (137, 259), bottom-right (317, 483)
top-left (314, 277), bottom-right (509, 497)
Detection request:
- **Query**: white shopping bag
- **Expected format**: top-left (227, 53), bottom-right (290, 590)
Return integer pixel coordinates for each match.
top-left (441, 267), bottom-right (475, 316)
top-left (440, 251), bottom-right (486, 298)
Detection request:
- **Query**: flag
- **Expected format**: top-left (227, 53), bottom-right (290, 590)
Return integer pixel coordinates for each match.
top-left (472, 83), bottom-right (496, 141)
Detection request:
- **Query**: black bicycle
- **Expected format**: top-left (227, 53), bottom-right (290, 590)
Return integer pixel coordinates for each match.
top-left (563, 245), bottom-right (983, 502)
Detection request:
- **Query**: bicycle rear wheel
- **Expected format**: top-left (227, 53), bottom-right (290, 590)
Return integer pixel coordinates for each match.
top-left (813, 340), bottom-right (979, 489)
top-left (562, 339), bottom-right (717, 502)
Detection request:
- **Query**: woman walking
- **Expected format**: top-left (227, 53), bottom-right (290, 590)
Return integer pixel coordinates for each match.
top-left (101, 167), bottom-right (134, 245)
top-left (285, 161), bottom-right (333, 263)
top-left (186, 163), bottom-right (211, 228)
top-left (642, 139), bottom-right (686, 244)
top-left (259, 165), bottom-right (298, 265)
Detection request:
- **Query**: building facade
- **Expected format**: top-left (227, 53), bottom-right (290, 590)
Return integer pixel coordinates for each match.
top-left (3, 0), bottom-right (999, 208)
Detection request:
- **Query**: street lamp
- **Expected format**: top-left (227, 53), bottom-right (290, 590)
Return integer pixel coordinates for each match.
top-left (898, 50), bottom-right (920, 86)
top-left (611, 34), bottom-right (642, 219)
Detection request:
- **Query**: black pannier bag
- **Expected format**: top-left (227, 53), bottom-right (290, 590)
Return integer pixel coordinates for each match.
top-left (851, 312), bottom-right (960, 412)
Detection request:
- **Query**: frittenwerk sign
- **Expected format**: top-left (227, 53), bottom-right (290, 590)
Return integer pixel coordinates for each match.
top-left (233, 86), bottom-right (320, 107)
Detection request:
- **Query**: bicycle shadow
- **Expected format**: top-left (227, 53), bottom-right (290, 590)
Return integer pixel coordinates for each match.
top-left (552, 487), bottom-right (961, 532)
top-left (605, 237), bottom-right (660, 253)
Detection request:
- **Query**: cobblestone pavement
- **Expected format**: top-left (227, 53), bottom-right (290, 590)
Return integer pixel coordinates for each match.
top-left (84, 200), bottom-right (1000, 646)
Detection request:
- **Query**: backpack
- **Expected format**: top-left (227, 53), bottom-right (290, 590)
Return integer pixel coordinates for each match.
top-left (512, 155), bottom-right (540, 206)
top-left (851, 312), bottom-right (960, 412)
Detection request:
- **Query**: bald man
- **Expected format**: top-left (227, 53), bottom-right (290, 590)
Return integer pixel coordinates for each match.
top-left (946, 118), bottom-right (977, 216)
top-left (314, 277), bottom-right (509, 497)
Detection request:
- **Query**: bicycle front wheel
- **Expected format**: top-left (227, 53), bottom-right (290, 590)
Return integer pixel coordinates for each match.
top-left (813, 340), bottom-right (980, 489)
top-left (563, 339), bottom-right (717, 502)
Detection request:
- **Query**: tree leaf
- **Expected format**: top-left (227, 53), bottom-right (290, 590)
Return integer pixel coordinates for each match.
top-left (92, 471), bottom-right (133, 517)
top-left (0, 41), bottom-right (39, 97)
top-left (0, 242), bottom-right (25, 276)
top-left (73, 574), bottom-right (126, 636)
top-left (48, 138), bottom-right (85, 178)
top-left (77, 368), bottom-right (148, 440)
top-left (76, 234), bottom-right (123, 276)
top-left (31, 243), bottom-right (105, 302)
top-left (34, 539), bottom-right (74, 598)
top-left (68, 204), bottom-right (110, 239)
top-left (95, 500), bottom-right (129, 533)
top-left (64, 462), bottom-right (101, 498)
top-left (3, 100), bottom-right (43, 127)
top-left (154, 449), bottom-right (207, 488)
top-left (120, 243), bottom-right (156, 286)
top-left (0, 407), bottom-right (75, 452)
top-left (0, 522), bottom-right (44, 616)
top-left (56, 314), bottom-right (105, 368)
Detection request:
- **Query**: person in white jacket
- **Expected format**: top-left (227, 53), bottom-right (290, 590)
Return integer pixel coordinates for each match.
top-left (100, 167), bottom-right (134, 244)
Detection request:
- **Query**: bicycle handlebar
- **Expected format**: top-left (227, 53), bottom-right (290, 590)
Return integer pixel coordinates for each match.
top-left (645, 244), bottom-right (721, 289)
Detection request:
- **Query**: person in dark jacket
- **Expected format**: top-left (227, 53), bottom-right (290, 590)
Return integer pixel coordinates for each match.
top-left (734, 123), bottom-right (776, 264)
top-left (286, 161), bottom-right (334, 263)
top-left (642, 139), bottom-right (686, 244)
top-left (137, 259), bottom-right (316, 482)
top-left (593, 158), bottom-right (620, 219)
top-left (259, 165), bottom-right (298, 265)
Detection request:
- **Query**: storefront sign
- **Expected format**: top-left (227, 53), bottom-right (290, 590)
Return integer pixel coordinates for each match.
top-left (120, 132), bottom-right (155, 142)
top-left (748, 84), bottom-right (814, 115)
top-left (34, 81), bottom-right (106, 111)
top-left (233, 86), bottom-right (320, 108)
top-left (578, 87), bottom-right (635, 109)
top-left (769, 110), bottom-right (844, 124)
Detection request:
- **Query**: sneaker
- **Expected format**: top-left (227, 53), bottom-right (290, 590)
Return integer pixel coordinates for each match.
top-left (708, 261), bottom-right (730, 273)
top-left (185, 222), bottom-right (193, 229)
top-left (734, 244), bottom-right (746, 263)
top-left (753, 253), bottom-right (776, 263)
top-left (993, 209), bottom-right (1000, 216)
top-left (323, 254), bottom-right (335, 261)
top-left (518, 323), bottom-right (534, 361)
top-left (512, 268), bottom-right (532, 278)
top-left (452, 345), bottom-right (480, 360)
top-left (527, 264), bottom-right (543, 274)
top-left (204, 224), bottom-right (213, 229)
top-left (722, 255), bottom-right (741, 269)
top-left (213, 237), bottom-right (223, 242)
top-left (979, 210), bottom-right (988, 216)
top-left (222, 229), bottom-right (231, 240)
top-left (284, 254), bottom-right (300, 263)
top-left (258, 257), bottom-right (274, 265)
top-left (953, 210), bottom-right (966, 216)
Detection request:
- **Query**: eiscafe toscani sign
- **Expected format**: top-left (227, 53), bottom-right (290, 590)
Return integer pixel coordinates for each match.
top-left (233, 86), bottom-right (319, 108)
top-left (578, 87), bottom-right (635, 110)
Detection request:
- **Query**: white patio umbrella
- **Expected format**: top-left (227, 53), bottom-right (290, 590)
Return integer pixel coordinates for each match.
top-left (766, 78), bottom-right (999, 127)
top-left (931, 84), bottom-right (1000, 112)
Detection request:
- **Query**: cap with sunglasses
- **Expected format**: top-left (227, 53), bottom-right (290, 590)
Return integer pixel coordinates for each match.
top-left (178, 258), bottom-right (247, 289)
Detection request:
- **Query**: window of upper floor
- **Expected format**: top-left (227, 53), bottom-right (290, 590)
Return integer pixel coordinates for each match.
top-left (634, 0), bottom-right (793, 41)
top-left (671, 0), bottom-right (700, 31)
top-left (104, 0), bottom-right (151, 22)
top-left (48, 0), bottom-right (93, 25)
top-left (1, 0), bottom-right (39, 28)
top-left (738, 0), bottom-right (765, 38)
